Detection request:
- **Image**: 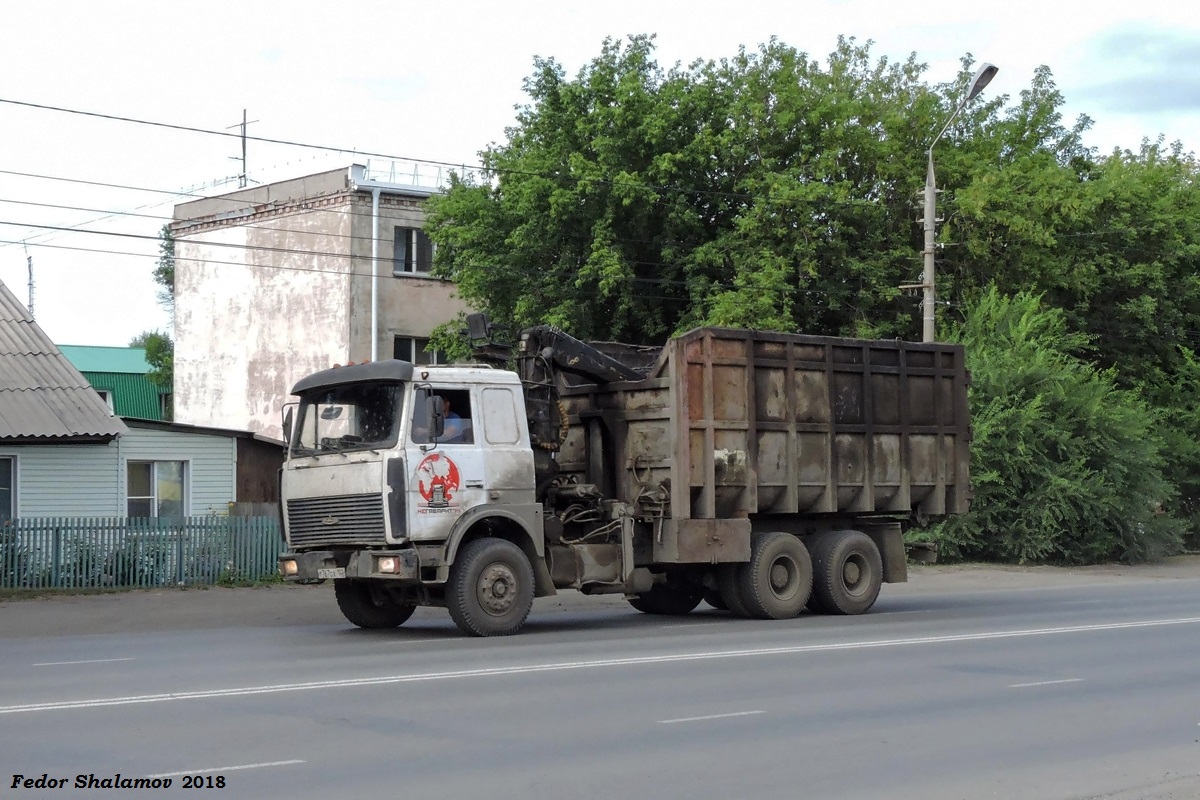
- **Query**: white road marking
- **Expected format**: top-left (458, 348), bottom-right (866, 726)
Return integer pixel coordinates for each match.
top-left (4, 615), bottom-right (1199, 715)
top-left (659, 710), bottom-right (765, 724)
top-left (31, 658), bottom-right (135, 667)
top-left (1008, 678), bottom-right (1085, 688)
top-left (146, 760), bottom-right (305, 779)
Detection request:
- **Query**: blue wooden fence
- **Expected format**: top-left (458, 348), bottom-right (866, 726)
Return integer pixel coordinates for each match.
top-left (0, 516), bottom-right (282, 590)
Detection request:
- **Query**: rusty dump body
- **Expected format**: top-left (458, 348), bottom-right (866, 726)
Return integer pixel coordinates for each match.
top-left (555, 326), bottom-right (971, 562)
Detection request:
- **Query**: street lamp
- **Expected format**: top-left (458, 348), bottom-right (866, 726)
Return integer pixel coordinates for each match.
top-left (916, 62), bottom-right (998, 342)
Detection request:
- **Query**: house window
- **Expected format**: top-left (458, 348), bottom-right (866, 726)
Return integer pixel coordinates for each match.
top-left (127, 461), bottom-right (187, 519)
top-left (393, 226), bottom-right (434, 275)
top-left (0, 456), bottom-right (14, 524)
top-left (394, 336), bottom-right (445, 365)
top-left (95, 390), bottom-right (114, 413)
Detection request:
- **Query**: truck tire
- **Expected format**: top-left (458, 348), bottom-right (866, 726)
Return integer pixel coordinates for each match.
top-left (447, 538), bottom-right (535, 636)
top-left (334, 579), bottom-right (416, 629)
top-left (807, 530), bottom-right (883, 615)
top-left (627, 583), bottom-right (704, 615)
top-left (740, 532), bottom-right (813, 620)
top-left (717, 563), bottom-right (753, 618)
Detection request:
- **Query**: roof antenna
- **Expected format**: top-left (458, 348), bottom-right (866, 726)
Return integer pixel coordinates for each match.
top-left (23, 241), bottom-right (34, 320)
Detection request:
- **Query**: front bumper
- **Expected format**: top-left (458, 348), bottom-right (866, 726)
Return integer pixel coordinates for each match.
top-left (279, 549), bottom-right (420, 582)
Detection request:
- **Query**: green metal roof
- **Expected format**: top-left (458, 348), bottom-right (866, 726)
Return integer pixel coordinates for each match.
top-left (59, 345), bottom-right (152, 374)
top-left (83, 371), bottom-right (166, 420)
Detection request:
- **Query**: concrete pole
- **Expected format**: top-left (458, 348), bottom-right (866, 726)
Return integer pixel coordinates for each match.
top-left (370, 187), bottom-right (381, 362)
top-left (923, 152), bottom-right (937, 343)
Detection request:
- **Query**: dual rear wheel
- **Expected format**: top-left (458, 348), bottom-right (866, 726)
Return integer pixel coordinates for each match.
top-left (717, 529), bottom-right (882, 619)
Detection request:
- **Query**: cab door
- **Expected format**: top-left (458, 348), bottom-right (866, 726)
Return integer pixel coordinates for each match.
top-left (405, 385), bottom-right (486, 542)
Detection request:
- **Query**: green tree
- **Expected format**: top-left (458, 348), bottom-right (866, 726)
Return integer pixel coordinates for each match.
top-left (924, 288), bottom-right (1183, 564)
top-left (129, 330), bottom-right (174, 420)
top-left (426, 34), bottom-right (1200, 556)
top-left (154, 223), bottom-right (175, 316)
top-left (426, 36), bottom-right (984, 342)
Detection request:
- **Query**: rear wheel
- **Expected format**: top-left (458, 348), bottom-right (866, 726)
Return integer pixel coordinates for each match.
top-left (627, 583), bottom-right (704, 615)
top-left (717, 562), bottom-right (753, 618)
top-left (740, 532), bottom-right (813, 620)
top-left (334, 579), bottom-right (416, 629)
top-left (808, 530), bottom-right (883, 615)
top-left (447, 538), bottom-right (535, 636)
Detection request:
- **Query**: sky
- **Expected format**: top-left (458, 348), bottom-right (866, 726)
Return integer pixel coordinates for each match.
top-left (1, 0), bottom-right (1197, 347)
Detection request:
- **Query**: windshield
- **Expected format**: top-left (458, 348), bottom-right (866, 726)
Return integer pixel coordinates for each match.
top-left (291, 383), bottom-right (404, 456)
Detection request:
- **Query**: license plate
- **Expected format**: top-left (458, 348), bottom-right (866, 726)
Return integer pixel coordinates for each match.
top-left (317, 567), bottom-right (345, 579)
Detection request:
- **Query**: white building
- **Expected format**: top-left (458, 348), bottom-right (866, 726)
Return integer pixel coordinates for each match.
top-left (172, 163), bottom-right (470, 439)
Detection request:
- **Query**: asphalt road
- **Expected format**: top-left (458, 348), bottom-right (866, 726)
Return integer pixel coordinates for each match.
top-left (2, 560), bottom-right (1200, 800)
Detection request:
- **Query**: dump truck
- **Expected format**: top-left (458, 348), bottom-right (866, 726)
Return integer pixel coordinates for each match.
top-left (278, 316), bottom-right (971, 636)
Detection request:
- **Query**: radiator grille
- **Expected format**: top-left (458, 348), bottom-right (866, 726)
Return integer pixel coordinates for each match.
top-left (287, 494), bottom-right (387, 548)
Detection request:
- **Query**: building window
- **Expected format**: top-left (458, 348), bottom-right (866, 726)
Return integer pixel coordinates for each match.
top-left (393, 226), bottom-right (434, 275)
top-left (0, 456), bottom-right (14, 524)
top-left (95, 390), bottom-right (114, 413)
top-left (394, 336), bottom-right (445, 365)
top-left (127, 461), bottom-right (187, 519)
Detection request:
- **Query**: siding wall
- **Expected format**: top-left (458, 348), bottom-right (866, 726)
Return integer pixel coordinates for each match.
top-left (119, 426), bottom-right (236, 516)
top-left (1, 428), bottom-right (238, 518)
top-left (0, 443), bottom-right (122, 517)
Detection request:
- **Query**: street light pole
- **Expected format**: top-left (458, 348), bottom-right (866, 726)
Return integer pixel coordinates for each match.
top-left (918, 62), bottom-right (998, 342)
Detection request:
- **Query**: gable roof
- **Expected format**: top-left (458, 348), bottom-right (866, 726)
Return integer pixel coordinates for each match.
top-left (0, 280), bottom-right (128, 442)
top-left (59, 345), bottom-right (152, 374)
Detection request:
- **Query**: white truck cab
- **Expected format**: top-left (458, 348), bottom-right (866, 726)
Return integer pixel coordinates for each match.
top-left (279, 361), bottom-right (549, 635)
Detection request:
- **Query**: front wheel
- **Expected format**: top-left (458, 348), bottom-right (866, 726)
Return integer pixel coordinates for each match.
top-left (447, 538), bottom-right (535, 636)
top-left (334, 579), bottom-right (416, 629)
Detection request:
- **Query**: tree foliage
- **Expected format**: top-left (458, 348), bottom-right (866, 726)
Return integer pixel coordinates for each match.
top-left (154, 223), bottom-right (175, 316)
top-left (923, 288), bottom-right (1184, 564)
top-left (424, 34), bottom-right (1200, 561)
top-left (129, 330), bottom-right (174, 419)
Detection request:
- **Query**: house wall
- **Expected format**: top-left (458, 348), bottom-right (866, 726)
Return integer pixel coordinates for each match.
top-left (347, 193), bottom-right (470, 362)
top-left (119, 426), bottom-right (237, 516)
top-left (173, 167), bottom-right (471, 441)
top-left (2, 429), bottom-right (241, 518)
top-left (0, 443), bottom-right (123, 517)
top-left (236, 438), bottom-right (284, 504)
top-left (175, 207), bottom-right (354, 438)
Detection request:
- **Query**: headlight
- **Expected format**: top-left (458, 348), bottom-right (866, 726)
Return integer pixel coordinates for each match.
top-left (376, 556), bottom-right (399, 574)
top-left (280, 559), bottom-right (299, 576)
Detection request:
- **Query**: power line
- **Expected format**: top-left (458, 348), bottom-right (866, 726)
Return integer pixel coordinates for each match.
top-left (0, 95), bottom-right (893, 206)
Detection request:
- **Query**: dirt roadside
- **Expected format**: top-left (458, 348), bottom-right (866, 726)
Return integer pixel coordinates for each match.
top-left (2, 555), bottom-right (1199, 639)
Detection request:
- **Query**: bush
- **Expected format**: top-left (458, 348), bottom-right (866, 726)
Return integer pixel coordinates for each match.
top-left (923, 287), bottom-right (1185, 564)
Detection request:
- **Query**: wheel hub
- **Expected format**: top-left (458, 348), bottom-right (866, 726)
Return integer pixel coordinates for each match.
top-left (771, 562), bottom-right (790, 590)
top-left (769, 556), bottom-right (798, 598)
top-left (478, 563), bottom-right (518, 615)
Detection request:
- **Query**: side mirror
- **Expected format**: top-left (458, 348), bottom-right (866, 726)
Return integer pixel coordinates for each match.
top-left (281, 405), bottom-right (296, 446)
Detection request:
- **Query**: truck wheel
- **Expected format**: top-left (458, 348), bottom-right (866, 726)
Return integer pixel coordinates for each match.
top-left (808, 530), bottom-right (882, 615)
top-left (740, 532), bottom-right (813, 620)
top-left (717, 563), bottom-right (753, 618)
top-left (447, 538), bottom-right (535, 636)
top-left (627, 583), bottom-right (704, 615)
top-left (334, 579), bottom-right (416, 629)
